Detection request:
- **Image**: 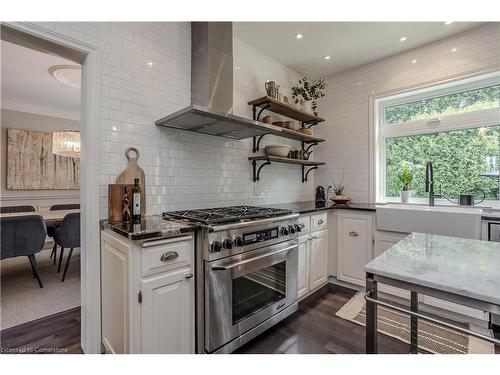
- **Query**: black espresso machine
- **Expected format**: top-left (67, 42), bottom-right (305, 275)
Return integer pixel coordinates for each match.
top-left (315, 186), bottom-right (326, 207)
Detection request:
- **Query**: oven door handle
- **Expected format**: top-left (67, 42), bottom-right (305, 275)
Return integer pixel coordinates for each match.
top-left (211, 243), bottom-right (298, 271)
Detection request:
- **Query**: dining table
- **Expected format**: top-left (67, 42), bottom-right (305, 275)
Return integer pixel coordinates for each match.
top-left (0, 209), bottom-right (80, 227)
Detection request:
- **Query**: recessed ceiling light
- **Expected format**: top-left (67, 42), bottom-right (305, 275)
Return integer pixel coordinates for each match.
top-left (400, 36), bottom-right (407, 42)
top-left (295, 33), bottom-right (303, 39)
top-left (451, 47), bottom-right (458, 53)
top-left (411, 59), bottom-right (417, 64)
top-left (48, 65), bottom-right (81, 89)
top-left (444, 21), bottom-right (454, 25)
top-left (324, 55), bottom-right (331, 60)
top-left (147, 61), bottom-right (154, 67)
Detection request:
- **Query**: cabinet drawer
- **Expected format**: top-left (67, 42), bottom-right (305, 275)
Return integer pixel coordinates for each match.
top-left (311, 213), bottom-right (327, 231)
top-left (298, 215), bottom-right (311, 234)
top-left (141, 236), bottom-right (193, 277)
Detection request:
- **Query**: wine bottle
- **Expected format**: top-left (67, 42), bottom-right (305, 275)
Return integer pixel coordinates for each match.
top-left (132, 178), bottom-right (141, 222)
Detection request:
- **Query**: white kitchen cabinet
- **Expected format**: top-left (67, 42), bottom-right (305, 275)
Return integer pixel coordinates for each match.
top-left (373, 231), bottom-right (410, 299)
top-left (336, 211), bottom-right (373, 286)
top-left (311, 212), bottom-right (328, 231)
top-left (309, 229), bottom-right (328, 291)
top-left (297, 234), bottom-right (310, 299)
top-left (101, 230), bottom-right (195, 354)
top-left (141, 267), bottom-right (194, 354)
top-left (297, 214), bottom-right (328, 300)
top-left (420, 296), bottom-right (488, 321)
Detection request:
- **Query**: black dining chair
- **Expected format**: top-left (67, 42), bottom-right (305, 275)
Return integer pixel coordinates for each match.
top-left (48, 204), bottom-right (80, 265)
top-left (0, 215), bottom-right (47, 288)
top-left (53, 213), bottom-right (80, 282)
top-left (0, 205), bottom-right (36, 213)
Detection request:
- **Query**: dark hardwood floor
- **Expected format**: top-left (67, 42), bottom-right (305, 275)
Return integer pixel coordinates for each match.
top-left (237, 285), bottom-right (412, 354)
top-left (0, 307), bottom-right (82, 354)
top-left (1, 286), bottom-right (498, 354)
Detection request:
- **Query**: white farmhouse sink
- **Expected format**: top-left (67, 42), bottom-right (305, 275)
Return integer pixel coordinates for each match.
top-left (376, 204), bottom-right (482, 239)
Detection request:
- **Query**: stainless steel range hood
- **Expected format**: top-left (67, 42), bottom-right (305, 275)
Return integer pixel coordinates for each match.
top-left (155, 22), bottom-right (275, 140)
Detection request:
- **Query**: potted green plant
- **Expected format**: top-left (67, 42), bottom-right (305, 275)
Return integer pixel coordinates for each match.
top-left (398, 161), bottom-right (413, 203)
top-left (328, 172), bottom-right (350, 204)
top-left (291, 77), bottom-right (327, 116)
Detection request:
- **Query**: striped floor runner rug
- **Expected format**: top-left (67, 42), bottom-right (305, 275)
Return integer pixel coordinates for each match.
top-left (336, 292), bottom-right (495, 354)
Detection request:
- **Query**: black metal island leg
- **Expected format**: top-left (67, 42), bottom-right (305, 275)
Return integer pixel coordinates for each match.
top-left (366, 273), bottom-right (378, 354)
top-left (410, 291), bottom-right (419, 354)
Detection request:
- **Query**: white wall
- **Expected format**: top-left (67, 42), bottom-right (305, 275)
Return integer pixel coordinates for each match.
top-left (0, 109), bottom-right (80, 209)
top-left (30, 23), bottom-right (313, 218)
top-left (315, 23), bottom-right (500, 203)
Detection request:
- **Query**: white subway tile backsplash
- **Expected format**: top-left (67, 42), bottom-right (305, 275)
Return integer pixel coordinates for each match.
top-left (316, 23), bottom-right (500, 203)
top-left (33, 22), bottom-right (313, 217)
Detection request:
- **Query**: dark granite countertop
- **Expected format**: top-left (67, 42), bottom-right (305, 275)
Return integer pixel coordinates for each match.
top-left (267, 201), bottom-right (378, 214)
top-left (102, 215), bottom-right (199, 240)
top-left (101, 202), bottom-right (378, 240)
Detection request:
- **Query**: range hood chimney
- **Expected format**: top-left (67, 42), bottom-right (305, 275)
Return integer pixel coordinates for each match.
top-left (155, 22), bottom-right (273, 140)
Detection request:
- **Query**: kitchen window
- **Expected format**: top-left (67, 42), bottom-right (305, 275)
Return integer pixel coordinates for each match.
top-left (375, 72), bottom-right (500, 203)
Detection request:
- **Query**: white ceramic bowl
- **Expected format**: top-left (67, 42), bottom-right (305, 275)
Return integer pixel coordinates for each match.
top-left (264, 144), bottom-right (292, 158)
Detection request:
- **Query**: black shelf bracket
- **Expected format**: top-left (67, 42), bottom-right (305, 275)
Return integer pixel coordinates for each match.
top-left (252, 103), bottom-right (271, 122)
top-left (302, 120), bottom-right (319, 129)
top-left (302, 165), bottom-right (318, 183)
top-left (252, 160), bottom-right (272, 182)
top-left (252, 134), bottom-right (267, 153)
top-left (304, 142), bottom-right (318, 154)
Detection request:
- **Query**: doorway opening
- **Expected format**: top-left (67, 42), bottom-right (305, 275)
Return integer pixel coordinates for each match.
top-left (0, 24), bottom-right (101, 354)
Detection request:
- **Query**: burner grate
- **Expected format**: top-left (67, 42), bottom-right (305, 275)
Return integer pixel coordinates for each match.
top-left (162, 205), bottom-right (292, 225)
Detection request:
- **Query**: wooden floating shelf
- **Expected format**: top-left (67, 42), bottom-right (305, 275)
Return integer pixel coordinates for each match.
top-left (250, 123), bottom-right (324, 143)
top-left (280, 128), bottom-right (324, 143)
top-left (248, 155), bottom-right (325, 166)
top-left (248, 96), bottom-right (325, 124)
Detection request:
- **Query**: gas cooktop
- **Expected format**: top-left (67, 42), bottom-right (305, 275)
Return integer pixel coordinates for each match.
top-left (162, 205), bottom-right (292, 225)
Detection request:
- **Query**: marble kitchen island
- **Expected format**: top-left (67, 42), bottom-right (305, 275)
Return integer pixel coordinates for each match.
top-left (364, 232), bottom-right (500, 354)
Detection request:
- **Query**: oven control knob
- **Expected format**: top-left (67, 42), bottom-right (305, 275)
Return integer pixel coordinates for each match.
top-left (210, 241), bottom-right (223, 253)
top-left (294, 224), bottom-right (301, 232)
top-left (234, 237), bottom-right (244, 247)
top-left (223, 239), bottom-right (233, 249)
top-left (288, 225), bottom-right (296, 234)
top-left (280, 227), bottom-right (289, 236)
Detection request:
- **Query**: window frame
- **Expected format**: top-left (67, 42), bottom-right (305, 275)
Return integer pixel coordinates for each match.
top-left (375, 72), bottom-right (500, 203)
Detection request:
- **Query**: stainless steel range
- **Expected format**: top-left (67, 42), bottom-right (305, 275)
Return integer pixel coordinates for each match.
top-left (163, 206), bottom-right (300, 353)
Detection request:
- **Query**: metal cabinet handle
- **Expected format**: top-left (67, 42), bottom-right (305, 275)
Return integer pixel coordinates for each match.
top-left (185, 273), bottom-right (193, 279)
top-left (348, 231), bottom-right (359, 237)
top-left (318, 219), bottom-right (324, 225)
top-left (160, 251), bottom-right (179, 262)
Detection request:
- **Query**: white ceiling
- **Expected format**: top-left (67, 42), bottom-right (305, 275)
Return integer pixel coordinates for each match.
top-left (234, 22), bottom-right (483, 78)
top-left (1, 40), bottom-right (81, 120)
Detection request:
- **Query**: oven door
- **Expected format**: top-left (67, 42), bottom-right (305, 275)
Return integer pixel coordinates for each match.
top-left (204, 239), bottom-right (298, 353)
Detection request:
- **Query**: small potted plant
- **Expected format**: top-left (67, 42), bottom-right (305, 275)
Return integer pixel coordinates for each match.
top-left (291, 76), bottom-right (327, 116)
top-left (398, 161), bottom-right (413, 203)
top-left (328, 172), bottom-right (351, 204)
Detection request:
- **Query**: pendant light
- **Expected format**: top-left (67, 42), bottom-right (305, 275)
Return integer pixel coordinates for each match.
top-left (52, 130), bottom-right (81, 158)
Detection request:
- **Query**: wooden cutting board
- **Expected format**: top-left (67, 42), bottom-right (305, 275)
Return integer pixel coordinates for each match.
top-left (116, 147), bottom-right (146, 217)
top-left (108, 184), bottom-right (133, 222)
